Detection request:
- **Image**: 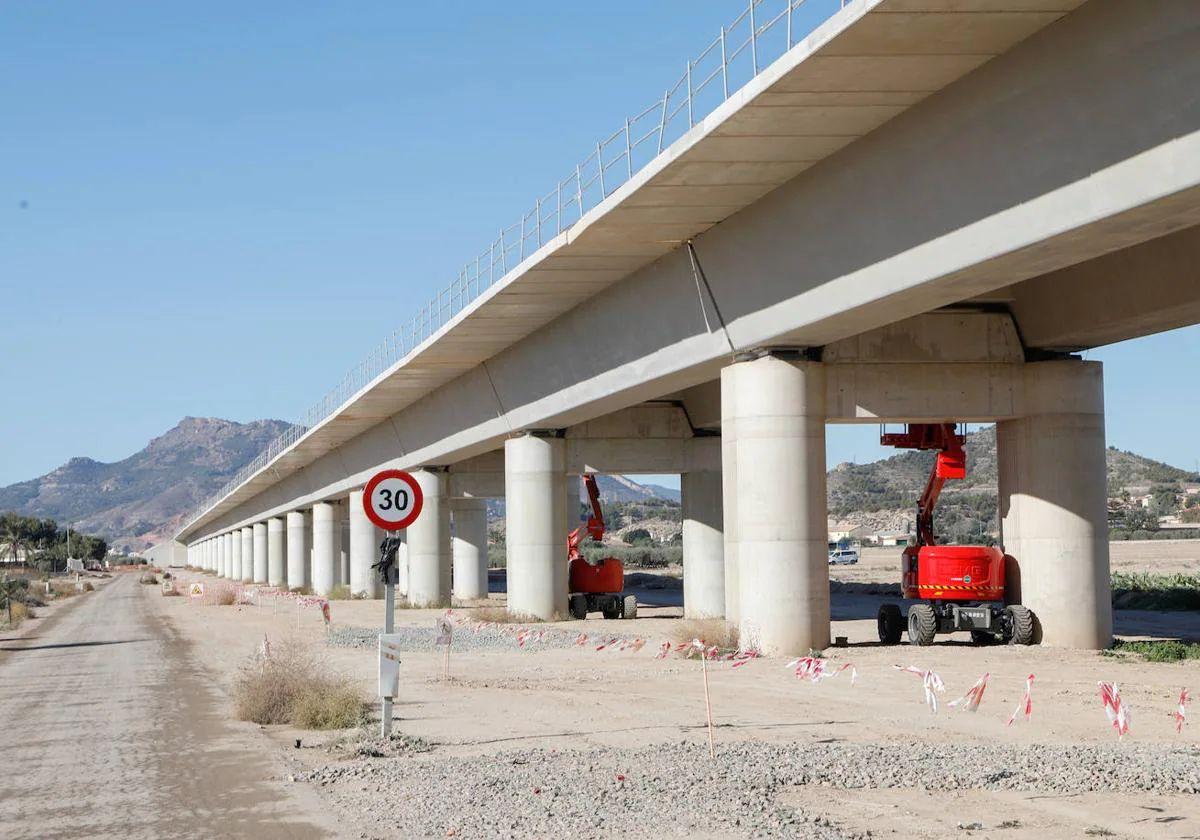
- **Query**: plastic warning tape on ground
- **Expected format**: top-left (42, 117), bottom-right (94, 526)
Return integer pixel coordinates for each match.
top-left (1176, 688), bottom-right (1190, 734)
top-left (894, 665), bottom-right (945, 713)
top-left (1099, 681), bottom-right (1132, 738)
top-left (1006, 674), bottom-right (1035, 727)
top-left (948, 672), bottom-right (989, 712)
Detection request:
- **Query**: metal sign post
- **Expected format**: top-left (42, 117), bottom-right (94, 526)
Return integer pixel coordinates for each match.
top-left (364, 469), bottom-right (424, 740)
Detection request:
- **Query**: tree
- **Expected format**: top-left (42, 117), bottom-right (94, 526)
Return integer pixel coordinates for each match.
top-left (1124, 506), bottom-right (1159, 532)
top-left (622, 528), bottom-right (653, 546)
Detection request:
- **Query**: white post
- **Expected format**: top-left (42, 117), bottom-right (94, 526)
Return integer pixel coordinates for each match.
top-left (350, 489), bottom-right (381, 598)
top-left (286, 510), bottom-right (309, 591)
top-left (728, 354), bottom-right (829, 656)
top-left (407, 470), bottom-right (450, 607)
top-left (998, 360), bottom-right (1112, 648)
top-left (267, 517), bottom-right (286, 588)
top-left (312, 502), bottom-right (337, 597)
top-left (451, 498), bottom-right (489, 601)
top-left (504, 433), bottom-right (567, 620)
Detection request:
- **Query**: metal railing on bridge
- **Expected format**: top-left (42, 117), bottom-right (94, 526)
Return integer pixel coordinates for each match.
top-left (184, 0), bottom-right (853, 533)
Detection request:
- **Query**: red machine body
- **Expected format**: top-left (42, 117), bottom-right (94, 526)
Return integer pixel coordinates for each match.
top-left (880, 423), bottom-right (1005, 602)
top-left (567, 474), bottom-right (624, 596)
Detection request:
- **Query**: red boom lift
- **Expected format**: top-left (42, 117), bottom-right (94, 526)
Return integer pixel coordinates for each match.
top-left (567, 475), bottom-right (638, 620)
top-left (876, 423), bottom-right (1035, 646)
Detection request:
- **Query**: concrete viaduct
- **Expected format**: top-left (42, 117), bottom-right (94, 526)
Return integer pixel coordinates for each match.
top-left (157, 0), bottom-right (1200, 656)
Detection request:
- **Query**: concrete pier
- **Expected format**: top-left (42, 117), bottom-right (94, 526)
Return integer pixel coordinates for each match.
top-left (451, 498), bottom-right (489, 601)
top-left (267, 517), bottom-right (285, 588)
top-left (239, 528), bottom-right (253, 583)
top-left (217, 535), bottom-right (227, 578)
top-left (682, 445), bottom-right (724, 619)
top-left (348, 489), bottom-right (380, 599)
top-left (312, 502), bottom-right (336, 597)
top-left (505, 433), bottom-right (567, 620)
top-left (252, 522), bottom-right (267, 584)
top-left (998, 360), bottom-right (1112, 648)
top-left (230, 529), bottom-right (243, 581)
top-left (726, 355), bottom-right (830, 656)
top-left (286, 510), bottom-right (309, 591)
top-left (407, 469), bottom-right (451, 607)
top-left (720, 366), bottom-right (741, 624)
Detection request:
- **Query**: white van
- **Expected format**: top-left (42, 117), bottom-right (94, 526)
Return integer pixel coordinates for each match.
top-left (828, 548), bottom-right (860, 565)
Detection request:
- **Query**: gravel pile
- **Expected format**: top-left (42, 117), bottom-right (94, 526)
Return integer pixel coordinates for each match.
top-left (297, 739), bottom-right (1200, 839)
top-left (325, 622), bottom-right (635, 653)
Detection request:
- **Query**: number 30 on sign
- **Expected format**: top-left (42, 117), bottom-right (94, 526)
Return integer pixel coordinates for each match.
top-left (363, 469), bottom-right (424, 531)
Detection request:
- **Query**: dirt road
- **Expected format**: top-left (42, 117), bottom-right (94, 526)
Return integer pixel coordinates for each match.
top-left (0, 573), bottom-right (337, 840)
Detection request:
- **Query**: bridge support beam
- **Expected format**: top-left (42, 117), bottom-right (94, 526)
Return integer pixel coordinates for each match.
top-left (998, 360), bottom-right (1112, 649)
top-left (217, 534), bottom-right (227, 578)
top-left (349, 489), bottom-right (380, 599)
top-left (682, 439), bottom-right (724, 619)
top-left (286, 510), bottom-right (309, 591)
top-left (452, 498), bottom-right (489, 601)
top-left (267, 517), bottom-right (286, 588)
top-left (407, 469), bottom-right (451, 606)
top-left (725, 354), bottom-right (830, 656)
top-left (312, 502), bottom-right (337, 596)
top-left (252, 522), bottom-right (268, 584)
top-left (505, 433), bottom-right (567, 620)
top-left (237, 528), bottom-right (250, 583)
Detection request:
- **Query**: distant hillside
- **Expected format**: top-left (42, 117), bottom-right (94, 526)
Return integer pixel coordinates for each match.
top-left (828, 425), bottom-right (1199, 538)
top-left (0, 417), bottom-right (293, 552)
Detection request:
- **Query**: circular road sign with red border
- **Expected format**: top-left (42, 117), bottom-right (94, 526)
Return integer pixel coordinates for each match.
top-left (363, 469), bottom-right (424, 531)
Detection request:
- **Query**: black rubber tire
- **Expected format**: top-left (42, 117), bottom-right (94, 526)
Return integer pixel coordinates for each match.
top-left (1005, 605), bottom-right (1035, 646)
top-left (907, 604), bottom-right (938, 646)
top-left (877, 604), bottom-right (904, 645)
top-left (568, 594), bottom-right (589, 620)
top-left (601, 600), bottom-right (621, 620)
top-left (970, 630), bottom-right (997, 646)
top-left (622, 594), bottom-right (638, 620)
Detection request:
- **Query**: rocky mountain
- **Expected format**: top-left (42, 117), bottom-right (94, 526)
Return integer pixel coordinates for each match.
top-left (0, 417), bottom-right (293, 552)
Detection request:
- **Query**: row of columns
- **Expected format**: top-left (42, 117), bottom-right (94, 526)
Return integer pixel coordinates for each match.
top-left (188, 482), bottom-right (492, 606)
top-left (187, 356), bottom-right (1109, 655)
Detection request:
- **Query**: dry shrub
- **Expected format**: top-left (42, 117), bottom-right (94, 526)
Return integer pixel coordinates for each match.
top-left (82, 582), bottom-right (95, 592)
top-left (671, 619), bottom-right (739, 650)
top-left (139, 573), bottom-right (159, 585)
top-left (289, 585), bottom-right (313, 596)
top-left (326, 584), bottom-right (352, 601)
top-left (214, 587), bottom-right (237, 606)
top-left (3, 601), bottom-right (32, 629)
top-left (469, 606), bottom-right (546, 624)
top-left (232, 641), bottom-right (365, 730)
top-left (49, 582), bottom-right (79, 600)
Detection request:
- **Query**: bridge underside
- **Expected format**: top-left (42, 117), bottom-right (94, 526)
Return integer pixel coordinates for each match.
top-left (177, 0), bottom-right (1200, 655)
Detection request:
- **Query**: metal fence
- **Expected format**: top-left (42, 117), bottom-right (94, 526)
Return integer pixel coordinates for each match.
top-left (183, 0), bottom-right (853, 534)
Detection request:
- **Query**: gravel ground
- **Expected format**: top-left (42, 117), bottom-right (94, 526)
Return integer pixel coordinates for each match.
top-left (325, 622), bottom-right (636, 653)
top-left (296, 739), bottom-right (1200, 839)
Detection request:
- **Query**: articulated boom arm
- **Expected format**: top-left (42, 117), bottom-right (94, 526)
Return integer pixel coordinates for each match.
top-left (879, 423), bottom-right (966, 547)
top-left (567, 474), bottom-right (607, 563)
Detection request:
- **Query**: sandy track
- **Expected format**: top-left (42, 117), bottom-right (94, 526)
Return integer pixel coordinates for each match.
top-left (0, 573), bottom-right (338, 840)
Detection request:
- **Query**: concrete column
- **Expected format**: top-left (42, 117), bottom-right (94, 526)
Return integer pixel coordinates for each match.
top-left (452, 498), bottom-right (489, 601)
top-left (267, 517), bottom-right (286, 588)
top-left (566, 475), bottom-right (580, 536)
top-left (397, 532), bottom-right (409, 597)
top-left (349, 489), bottom-right (380, 599)
top-left (337, 502), bottom-right (350, 588)
top-left (999, 360), bottom-right (1111, 648)
top-left (286, 510), bottom-right (309, 591)
top-left (230, 529), bottom-right (243, 580)
top-left (728, 355), bottom-right (829, 656)
top-left (720, 365), bottom-right (741, 624)
top-left (312, 502), bottom-right (337, 597)
top-left (215, 537), bottom-right (224, 576)
top-left (240, 527), bottom-right (254, 583)
top-left (505, 433), bottom-right (567, 620)
top-left (252, 522), bottom-right (268, 584)
top-left (682, 443), bottom-right (724, 619)
top-left (407, 469), bottom-right (451, 606)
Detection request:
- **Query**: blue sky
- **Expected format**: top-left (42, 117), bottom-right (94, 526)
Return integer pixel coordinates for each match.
top-left (3, 1), bottom-right (1197, 490)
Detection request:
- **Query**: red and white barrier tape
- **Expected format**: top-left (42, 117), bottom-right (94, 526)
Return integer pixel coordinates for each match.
top-left (1006, 673), bottom-right (1035, 727)
top-left (948, 672), bottom-right (989, 712)
top-left (1099, 681), bottom-right (1131, 738)
top-left (786, 656), bottom-right (858, 684)
top-left (1175, 687), bottom-right (1190, 734)
top-left (894, 665), bottom-right (945, 713)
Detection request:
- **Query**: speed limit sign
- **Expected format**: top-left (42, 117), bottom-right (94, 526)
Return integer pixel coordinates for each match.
top-left (363, 469), bottom-right (424, 531)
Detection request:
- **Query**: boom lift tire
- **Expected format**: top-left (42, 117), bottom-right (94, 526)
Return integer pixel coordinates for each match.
top-left (907, 604), bottom-right (938, 646)
top-left (1005, 604), bottom-right (1035, 646)
top-left (877, 604), bottom-right (904, 645)
top-left (622, 594), bottom-right (638, 619)
top-left (569, 594), bottom-right (589, 621)
top-left (601, 601), bottom-right (621, 620)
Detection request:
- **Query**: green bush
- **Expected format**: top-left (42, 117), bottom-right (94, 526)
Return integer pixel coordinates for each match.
top-left (1109, 638), bottom-right (1200, 663)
